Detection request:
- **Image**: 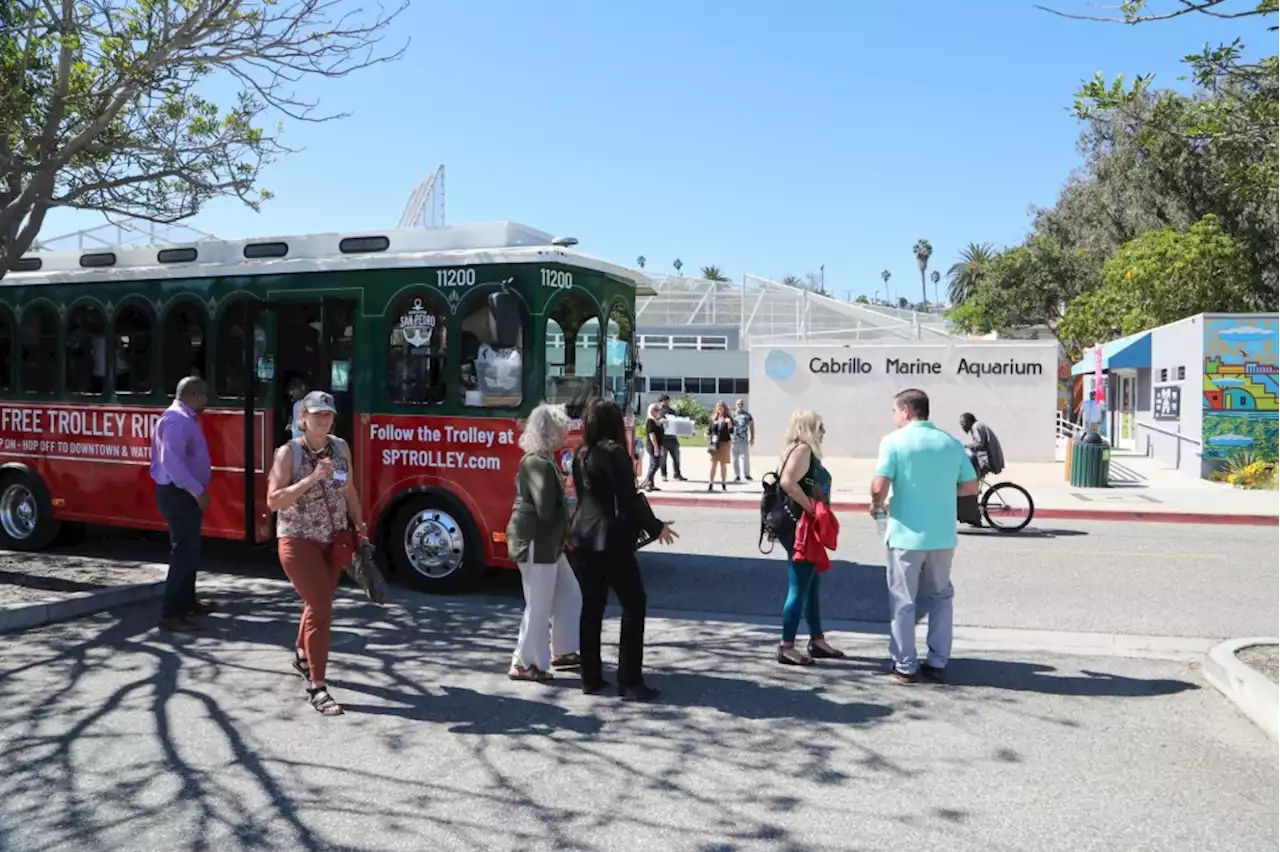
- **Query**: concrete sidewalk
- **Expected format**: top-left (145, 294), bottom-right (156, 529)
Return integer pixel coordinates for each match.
top-left (647, 451), bottom-right (1278, 524)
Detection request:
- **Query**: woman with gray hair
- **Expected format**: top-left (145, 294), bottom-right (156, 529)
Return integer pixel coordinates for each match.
top-left (506, 403), bottom-right (582, 681)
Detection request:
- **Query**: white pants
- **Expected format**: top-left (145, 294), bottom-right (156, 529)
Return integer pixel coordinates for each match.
top-left (886, 547), bottom-right (955, 675)
top-left (512, 554), bottom-right (582, 671)
top-left (731, 442), bottom-right (751, 479)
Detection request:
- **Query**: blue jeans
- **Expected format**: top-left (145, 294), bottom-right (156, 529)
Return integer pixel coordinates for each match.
top-left (781, 556), bottom-right (823, 643)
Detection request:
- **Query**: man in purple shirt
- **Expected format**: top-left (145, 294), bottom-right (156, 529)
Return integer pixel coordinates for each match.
top-left (151, 376), bottom-right (215, 632)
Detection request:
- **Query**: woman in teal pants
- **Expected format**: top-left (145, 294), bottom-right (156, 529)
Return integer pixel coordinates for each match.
top-left (776, 410), bottom-right (845, 666)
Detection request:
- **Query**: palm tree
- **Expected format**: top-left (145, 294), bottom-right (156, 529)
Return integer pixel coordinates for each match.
top-left (700, 265), bottom-right (728, 282)
top-left (673, 258), bottom-right (683, 276)
top-left (880, 269), bottom-right (892, 305)
top-left (930, 269), bottom-right (941, 308)
top-left (946, 242), bottom-right (995, 306)
top-left (636, 255), bottom-right (646, 269)
top-left (913, 239), bottom-right (933, 309)
top-left (781, 275), bottom-right (803, 288)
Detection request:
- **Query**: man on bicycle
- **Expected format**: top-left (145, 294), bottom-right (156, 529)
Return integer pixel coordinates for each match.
top-left (959, 412), bottom-right (1004, 479)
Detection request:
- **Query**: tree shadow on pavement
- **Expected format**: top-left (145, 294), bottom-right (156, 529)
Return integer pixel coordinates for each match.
top-left (939, 658), bottom-right (1198, 697)
top-left (0, 578), bottom-right (912, 851)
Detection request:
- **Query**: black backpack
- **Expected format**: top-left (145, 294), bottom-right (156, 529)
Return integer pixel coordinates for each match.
top-left (758, 445), bottom-right (805, 553)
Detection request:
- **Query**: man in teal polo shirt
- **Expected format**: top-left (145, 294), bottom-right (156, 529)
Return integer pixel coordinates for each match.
top-left (870, 388), bottom-right (980, 683)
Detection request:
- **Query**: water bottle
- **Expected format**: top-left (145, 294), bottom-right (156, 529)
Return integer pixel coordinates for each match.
top-left (872, 505), bottom-right (888, 539)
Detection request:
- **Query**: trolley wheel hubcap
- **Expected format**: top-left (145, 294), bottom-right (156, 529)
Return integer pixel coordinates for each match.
top-left (403, 508), bottom-right (465, 579)
top-left (0, 484), bottom-right (38, 540)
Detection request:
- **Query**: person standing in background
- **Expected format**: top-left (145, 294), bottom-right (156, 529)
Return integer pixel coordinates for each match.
top-left (706, 401), bottom-right (733, 492)
top-left (642, 402), bottom-right (665, 492)
top-left (286, 375), bottom-right (310, 440)
top-left (151, 376), bottom-right (216, 633)
top-left (656, 393), bottom-right (686, 482)
top-left (730, 398), bottom-right (755, 483)
top-left (870, 389), bottom-right (980, 684)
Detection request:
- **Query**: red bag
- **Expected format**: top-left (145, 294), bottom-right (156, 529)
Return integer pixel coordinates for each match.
top-left (794, 502), bottom-right (840, 572)
top-left (320, 479), bottom-right (358, 570)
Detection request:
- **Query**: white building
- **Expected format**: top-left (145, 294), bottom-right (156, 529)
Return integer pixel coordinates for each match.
top-left (632, 274), bottom-right (958, 408)
top-left (750, 342), bottom-right (1061, 462)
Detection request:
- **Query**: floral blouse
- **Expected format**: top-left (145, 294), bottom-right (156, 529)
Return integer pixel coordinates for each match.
top-left (277, 438), bottom-right (351, 543)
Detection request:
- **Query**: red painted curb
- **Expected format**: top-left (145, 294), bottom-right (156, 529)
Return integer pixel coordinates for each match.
top-left (645, 495), bottom-right (1279, 526)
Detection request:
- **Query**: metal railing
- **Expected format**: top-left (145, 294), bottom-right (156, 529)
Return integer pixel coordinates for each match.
top-left (1133, 419), bottom-right (1201, 471)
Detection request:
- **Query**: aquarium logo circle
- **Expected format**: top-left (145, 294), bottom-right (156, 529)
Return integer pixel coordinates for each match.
top-left (764, 349), bottom-right (796, 381)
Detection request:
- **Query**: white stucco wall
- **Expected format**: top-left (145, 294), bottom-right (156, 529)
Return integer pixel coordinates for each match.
top-left (1141, 315), bottom-right (1205, 475)
top-left (748, 342), bottom-right (1061, 461)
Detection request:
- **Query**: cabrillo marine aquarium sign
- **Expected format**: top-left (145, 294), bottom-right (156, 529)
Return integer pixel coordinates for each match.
top-left (807, 356), bottom-right (1044, 377)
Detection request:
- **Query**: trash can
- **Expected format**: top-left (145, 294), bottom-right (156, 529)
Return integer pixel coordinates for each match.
top-left (1070, 433), bottom-right (1111, 488)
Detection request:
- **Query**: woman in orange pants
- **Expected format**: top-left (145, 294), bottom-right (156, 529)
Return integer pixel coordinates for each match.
top-left (267, 391), bottom-right (367, 716)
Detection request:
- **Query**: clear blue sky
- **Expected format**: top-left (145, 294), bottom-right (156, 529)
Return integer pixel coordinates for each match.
top-left (41, 0), bottom-right (1263, 301)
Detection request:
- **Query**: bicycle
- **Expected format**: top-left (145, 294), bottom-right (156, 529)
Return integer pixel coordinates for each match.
top-left (971, 476), bottom-right (1035, 532)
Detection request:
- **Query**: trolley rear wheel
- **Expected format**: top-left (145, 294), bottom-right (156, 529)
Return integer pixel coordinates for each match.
top-left (980, 482), bottom-right (1034, 533)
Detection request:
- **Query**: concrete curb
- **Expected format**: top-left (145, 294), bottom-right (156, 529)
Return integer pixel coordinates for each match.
top-left (646, 495), bottom-right (1279, 526)
top-left (1201, 637), bottom-right (1279, 741)
top-left (0, 579), bottom-right (165, 634)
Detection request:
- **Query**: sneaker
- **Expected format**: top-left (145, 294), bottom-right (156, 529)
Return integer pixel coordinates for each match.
top-left (887, 666), bottom-right (918, 684)
top-left (920, 663), bottom-right (946, 683)
top-left (733, 477), bottom-right (742, 483)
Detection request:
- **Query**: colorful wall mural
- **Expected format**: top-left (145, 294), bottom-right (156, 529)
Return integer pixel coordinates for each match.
top-left (1202, 316), bottom-right (1279, 462)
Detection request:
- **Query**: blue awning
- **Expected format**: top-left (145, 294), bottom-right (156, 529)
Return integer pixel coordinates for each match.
top-left (1070, 330), bottom-right (1151, 375)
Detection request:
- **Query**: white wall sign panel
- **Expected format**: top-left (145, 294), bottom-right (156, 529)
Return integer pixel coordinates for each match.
top-left (749, 343), bottom-right (1060, 461)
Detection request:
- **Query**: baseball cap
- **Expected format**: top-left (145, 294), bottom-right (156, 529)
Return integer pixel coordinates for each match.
top-left (301, 390), bottom-right (337, 413)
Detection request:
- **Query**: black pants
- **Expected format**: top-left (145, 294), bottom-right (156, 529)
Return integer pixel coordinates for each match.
top-left (155, 484), bottom-right (204, 618)
top-left (578, 549), bottom-right (647, 688)
top-left (659, 438), bottom-right (682, 478)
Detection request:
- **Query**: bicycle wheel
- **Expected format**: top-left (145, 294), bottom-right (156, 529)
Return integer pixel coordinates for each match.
top-left (981, 482), bottom-right (1034, 532)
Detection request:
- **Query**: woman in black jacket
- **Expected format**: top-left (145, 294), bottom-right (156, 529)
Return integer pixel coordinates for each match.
top-left (571, 398), bottom-right (678, 701)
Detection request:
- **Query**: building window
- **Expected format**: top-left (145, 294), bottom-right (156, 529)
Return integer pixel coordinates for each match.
top-left (1177, 366), bottom-right (1186, 381)
top-left (161, 301), bottom-right (208, 394)
top-left (671, 335), bottom-right (699, 350)
top-left (215, 299), bottom-right (267, 399)
top-left (19, 303), bottom-right (58, 395)
top-left (387, 292), bottom-right (448, 405)
top-left (717, 378), bottom-right (734, 394)
top-left (1159, 369), bottom-right (1168, 382)
top-left (459, 291), bottom-right (526, 409)
top-left (733, 378), bottom-right (749, 395)
top-left (700, 336), bottom-right (728, 351)
top-left (0, 311), bottom-right (11, 392)
top-left (684, 377), bottom-right (717, 394)
top-left (65, 303), bottom-right (107, 396)
top-left (650, 377), bottom-right (682, 393)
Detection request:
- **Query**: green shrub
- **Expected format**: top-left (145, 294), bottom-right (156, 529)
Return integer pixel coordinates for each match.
top-left (670, 395), bottom-right (711, 427)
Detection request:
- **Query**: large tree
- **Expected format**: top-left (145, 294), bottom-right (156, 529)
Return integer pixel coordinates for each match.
top-left (912, 239), bottom-right (932, 308)
top-left (947, 235), bottom-right (1096, 349)
top-left (0, 0), bottom-right (406, 276)
top-left (1058, 214), bottom-right (1256, 348)
top-left (1049, 0), bottom-right (1280, 200)
top-left (946, 242), bottom-right (995, 305)
top-left (1029, 83), bottom-right (1280, 301)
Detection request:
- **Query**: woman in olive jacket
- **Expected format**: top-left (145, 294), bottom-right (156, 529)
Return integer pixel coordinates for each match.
top-left (506, 404), bottom-right (581, 682)
top-left (572, 399), bottom-right (677, 701)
